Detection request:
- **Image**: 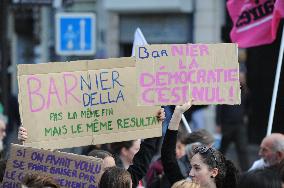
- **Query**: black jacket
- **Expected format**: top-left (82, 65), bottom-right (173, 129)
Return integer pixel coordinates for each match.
top-left (128, 137), bottom-right (160, 187)
top-left (161, 130), bottom-right (184, 186)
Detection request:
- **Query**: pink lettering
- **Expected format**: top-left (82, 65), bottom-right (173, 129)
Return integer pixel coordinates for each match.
top-left (156, 72), bottom-right (168, 86)
top-left (192, 86), bottom-right (225, 103)
top-left (228, 69), bottom-right (238, 82)
top-left (181, 85), bottom-right (189, 103)
top-left (196, 69), bottom-right (206, 83)
top-left (140, 73), bottom-right (155, 87)
top-left (178, 59), bottom-right (186, 69)
top-left (215, 69), bottom-right (223, 82)
top-left (157, 87), bottom-right (170, 103)
top-left (142, 88), bottom-right (155, 104)
top-left (206, 70), bottom-right (216, 83)
top-left (171, 87), bottom-right (181, 103)
top-left (179, 71), bottom-right (187, 84)
top-left (188, 44), bottom-right (198, 57)
top-left (187, 71), bottom-right (196, 84)
top-left (199, 44), bottom-right (209, 56)
top-left (204, 87), bottom-right (216, 102)
top-left (188, 58), bottom-right (199, 69)
top-left (192, 87), bottom-right (204, 101)
top-left (171, 45), bottom-right (183, 56)
top-left (27, 76), bottom-right (45, 112)
top-left (63, 73), bottom-right (81, 104)
top-left (46, 77), bottom-right (62, 109)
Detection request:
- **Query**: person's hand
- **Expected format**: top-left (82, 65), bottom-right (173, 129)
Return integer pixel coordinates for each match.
top-left (18, 126), bottom-right (28, 143)
top-left (168, 100), bottom-right (193, 131)
top-left (156, 108), bottom-right (165, 122)
top-left (174, 100), bottom-right (193, 115)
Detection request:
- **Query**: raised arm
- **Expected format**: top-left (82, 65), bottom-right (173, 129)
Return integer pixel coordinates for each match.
top-left (161, 102), bottom-right (192, 185)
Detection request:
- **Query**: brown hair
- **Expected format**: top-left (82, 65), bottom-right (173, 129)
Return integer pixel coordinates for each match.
top-left (99, 166), bottom-right (131, 188)
top-left (182, 129), bottom-right (214, 146)
top-left (21, 173), bottom-right (60, 188)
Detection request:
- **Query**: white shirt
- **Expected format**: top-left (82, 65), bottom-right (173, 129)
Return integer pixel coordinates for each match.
top-left (248, 158), bottom-right (268, 171)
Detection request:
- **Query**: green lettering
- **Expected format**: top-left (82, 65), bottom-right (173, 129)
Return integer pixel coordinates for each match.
top-left (107, 121), bottom-right (113, 130)
top-left (81, 111), bottom-right (87, 118)
top-left (45, 128), bottom-right (52, 136)
top-left (124, 118), bottom-right (129, 128)
top-left (130, 117), bottom-right (135, 127)
top-left (117, 119), bottom-right (123, 129)
top-left (53, 127), bottom-right (61, 136)
top-left (86, 123), bottom-right (93, 132)
top-left (100, 122), bottom-right (107, 130)
top-left (62, 125), bottom-right (68, 134)
top-left (77, 124), bottom-right (83, 133)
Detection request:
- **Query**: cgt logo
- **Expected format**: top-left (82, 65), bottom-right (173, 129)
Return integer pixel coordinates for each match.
top-left (236, 0), bottom-right (275, 28)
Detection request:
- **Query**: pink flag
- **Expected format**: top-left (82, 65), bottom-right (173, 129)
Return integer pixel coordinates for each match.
top-left (227, 0), bottom-right (284, 48)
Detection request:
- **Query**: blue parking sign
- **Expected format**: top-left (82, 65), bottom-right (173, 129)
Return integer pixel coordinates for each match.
top-left (56, 13), bottom-right (95, 55)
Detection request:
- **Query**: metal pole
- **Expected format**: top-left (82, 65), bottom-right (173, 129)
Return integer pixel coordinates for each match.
top-left (267, 25), bottom-right (284, 136)
top-left (182, 114), bottom-right (192, 133)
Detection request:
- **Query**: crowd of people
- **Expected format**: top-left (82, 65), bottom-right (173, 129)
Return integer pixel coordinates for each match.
top-left (0, 101), bottom-right (284, 188)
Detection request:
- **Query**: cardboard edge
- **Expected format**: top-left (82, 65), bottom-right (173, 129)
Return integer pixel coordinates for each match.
top-left (18, 57), bottom-right (135, 76)
top-left (17, 73), bottom-right (25, 128)
top-left (11, 144), bottom-right (103, 163)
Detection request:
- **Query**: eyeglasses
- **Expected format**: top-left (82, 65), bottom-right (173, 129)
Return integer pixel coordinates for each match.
top-left (193, 146), bottom-right (218, 166)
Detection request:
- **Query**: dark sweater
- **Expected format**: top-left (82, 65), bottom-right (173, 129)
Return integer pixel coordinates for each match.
top-left (161, 130), bottom-right (184, 186)
top-left (128, 137), bottom-right (160, 187)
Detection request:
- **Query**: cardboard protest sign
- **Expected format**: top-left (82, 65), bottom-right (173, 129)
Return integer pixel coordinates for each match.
top-left (18, 57), bottom-right (161, 149)
top-left (135, 43), bottom-right (240, 105)
top-left (2, 144), bottom-right (103, 188)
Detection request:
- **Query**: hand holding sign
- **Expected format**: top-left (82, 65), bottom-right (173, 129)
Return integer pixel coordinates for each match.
top-left (174, 100), bottom-right (193, 114)
top-left (168, 100), bottom-right (193, 131)
top-left (18, 126), bottom-right (28, 144)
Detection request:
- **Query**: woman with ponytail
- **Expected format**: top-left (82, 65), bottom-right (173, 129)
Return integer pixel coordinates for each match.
top-left (189, 145), bottom-right (239, 188)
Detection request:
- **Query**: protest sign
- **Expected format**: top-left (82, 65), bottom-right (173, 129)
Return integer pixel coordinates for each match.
top-left (2, 144), bottom-right (103, 188)
top-left (17, 57), bottom-right (161, 149)
top-left (136, 43), bottom-right (240, 106)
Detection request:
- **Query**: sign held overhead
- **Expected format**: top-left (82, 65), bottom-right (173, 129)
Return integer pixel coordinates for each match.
top-left (136, 43), bottom-right (241, 106)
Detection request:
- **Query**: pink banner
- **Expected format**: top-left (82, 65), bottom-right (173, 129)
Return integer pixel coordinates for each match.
top-left (227, 0), bottom-right (284, 48)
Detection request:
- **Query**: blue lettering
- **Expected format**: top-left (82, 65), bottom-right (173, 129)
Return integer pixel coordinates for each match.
top-left (80, 74), bottom-right (92, 91)
top-left (31, 152), bottom-right (44, 163)
top-left (12, 160), bottom-right (25, 170)
top-left (161, 50), bottom-right (168, 56)
top-left (139, 47), bottom-right (149, 59)
top-left (100, 71), bottom-right (111, 90)
top-left (116, 90), bottom-right (124, 102)
top-left (152, 51), bottom-right (160, 58)
top-left (112, 71), bottom-right (124, 88)
top-left (90, 92), bottom-right (100, 106)
top-left (83, 93), bottom-right (91, 107)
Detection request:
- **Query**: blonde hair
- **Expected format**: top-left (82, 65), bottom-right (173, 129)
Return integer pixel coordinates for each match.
top-left (171, 180), bottom-right (200, 188)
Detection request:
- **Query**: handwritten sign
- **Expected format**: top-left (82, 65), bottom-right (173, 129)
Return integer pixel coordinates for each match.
top-left (18, 58), bottom-right (161, 149)
top-left (2, 144), bottom-right (103, 188)
top-left (136, 43), bottom-right (240, 105)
